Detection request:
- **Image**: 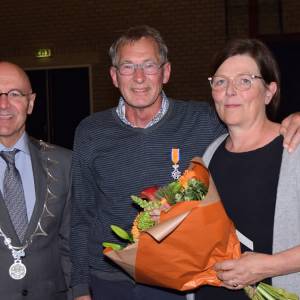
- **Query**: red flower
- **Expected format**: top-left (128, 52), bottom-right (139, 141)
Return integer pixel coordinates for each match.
top-left (140, 186), bottom-right (159, 201)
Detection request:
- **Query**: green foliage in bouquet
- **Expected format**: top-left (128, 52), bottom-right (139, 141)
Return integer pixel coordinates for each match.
top-left (155, 181), bottom-right (181, 205)
top-left (244, 282), bottom-right (299, 300)
top-left (156, 178), bottom-right (208, 205)
top-left (131, 195), bottom-right (162, 211)
top-left (102, 225), bottom-right (134, 251)
top-left (131, 195), bottom-right (162, 231)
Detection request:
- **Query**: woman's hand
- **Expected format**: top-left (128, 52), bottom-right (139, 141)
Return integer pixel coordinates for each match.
top-left (214, 252), bottom-right (273, 290)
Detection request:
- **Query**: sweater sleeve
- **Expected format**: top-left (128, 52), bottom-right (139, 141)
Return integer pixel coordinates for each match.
top-left (70, 122), bottom-right (97, 298)
top-left (206, 103), bottom-right (227, 141)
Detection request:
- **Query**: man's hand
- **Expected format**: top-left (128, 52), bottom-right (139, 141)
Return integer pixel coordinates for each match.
top-left (280, 113), bottom-right (300, 152)
top-left (74, 296), bottom-right (92, 300)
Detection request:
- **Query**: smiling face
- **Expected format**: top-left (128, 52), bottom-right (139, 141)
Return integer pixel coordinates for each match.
top-left (110, 37), bottom-right (170, 116)
top-left (0, 62), bottom-right (36, 147)
top-left (211, 54), bottom-right (277, 129)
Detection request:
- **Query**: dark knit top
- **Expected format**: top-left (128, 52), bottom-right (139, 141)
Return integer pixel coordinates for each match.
top-left (70, 99), bottom-right (226, 295)
top-left (196, 135), bottom-right (283, 300)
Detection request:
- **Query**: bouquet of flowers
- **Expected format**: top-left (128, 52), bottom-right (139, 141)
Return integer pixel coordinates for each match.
top-left (103, 157), bottom-right (240, 291)
top-left (102, 157), bottom-right (299, 299)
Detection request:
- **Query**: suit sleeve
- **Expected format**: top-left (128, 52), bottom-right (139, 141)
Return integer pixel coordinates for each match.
top-left (57, 149), bottom-right (72, 298)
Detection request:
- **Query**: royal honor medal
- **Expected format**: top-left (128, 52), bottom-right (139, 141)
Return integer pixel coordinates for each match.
top-left (171, 148), bottom-right (181, 179)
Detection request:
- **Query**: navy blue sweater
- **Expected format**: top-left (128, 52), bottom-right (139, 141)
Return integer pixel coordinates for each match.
top-left (70, 99), bottom-right (226, 296)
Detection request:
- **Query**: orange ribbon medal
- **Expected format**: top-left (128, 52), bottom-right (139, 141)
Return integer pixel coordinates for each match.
top-left (171, 148), bottom-right (181, 179)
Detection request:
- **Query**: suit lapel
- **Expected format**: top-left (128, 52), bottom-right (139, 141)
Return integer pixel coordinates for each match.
top-left (24, 139), bottom-right (47, 241)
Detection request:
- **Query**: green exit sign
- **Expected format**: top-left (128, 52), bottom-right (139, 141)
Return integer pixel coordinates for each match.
top-left (35, 48), bottom-right (52, 58)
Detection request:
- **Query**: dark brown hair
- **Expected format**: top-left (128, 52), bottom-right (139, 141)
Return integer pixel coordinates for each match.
top-left (211, 38), bottom-right (280, 120)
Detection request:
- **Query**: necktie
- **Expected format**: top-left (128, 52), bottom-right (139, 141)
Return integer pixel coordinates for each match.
top-left (1, 150), bottom-right (28, 242)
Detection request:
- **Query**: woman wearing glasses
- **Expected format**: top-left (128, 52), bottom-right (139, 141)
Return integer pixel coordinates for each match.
top-left (196, 39), bottom-right (300, 299)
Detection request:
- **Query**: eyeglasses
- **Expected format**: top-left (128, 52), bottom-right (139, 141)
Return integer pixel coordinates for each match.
top-left (208, 74), bottom-right (263, 91)
top-left (0, 90), bottom-right (33, 100)
top-left (115, 62), bottom-right (165, 76)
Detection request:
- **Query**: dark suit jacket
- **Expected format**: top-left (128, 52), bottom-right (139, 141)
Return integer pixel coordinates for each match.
top-left (0, 138), bottom-right (72, 300)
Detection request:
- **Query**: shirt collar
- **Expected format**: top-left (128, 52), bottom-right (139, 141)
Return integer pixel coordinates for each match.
top-left (116, 91), bottom-right (169, 128)
top-left (0, 132), bottom-right (30, 154)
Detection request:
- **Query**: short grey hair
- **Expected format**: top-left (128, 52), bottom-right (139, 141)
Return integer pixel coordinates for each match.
top-left (109, 25), bottom-right (168, 66)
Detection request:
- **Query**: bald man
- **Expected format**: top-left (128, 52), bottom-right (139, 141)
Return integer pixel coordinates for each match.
top-left (0, 61), bottom-right (72, 300)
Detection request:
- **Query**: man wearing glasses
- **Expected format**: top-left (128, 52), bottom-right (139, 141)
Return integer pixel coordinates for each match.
top-left (0, 61), bottom-right (71, 300)
top-left (70, 26), bottom-right (300, 300)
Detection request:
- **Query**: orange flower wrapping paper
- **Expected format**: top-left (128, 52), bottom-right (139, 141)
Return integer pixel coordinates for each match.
top-left (104, 157), bottom-right (241, 291)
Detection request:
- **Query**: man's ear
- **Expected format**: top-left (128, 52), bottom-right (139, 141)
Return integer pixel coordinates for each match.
top-left (110, 66), bottom-right (119, 88)
top-left (162, 62), bottom-right (171, 84)
top-left (27, 93), bottom-right (36, 115)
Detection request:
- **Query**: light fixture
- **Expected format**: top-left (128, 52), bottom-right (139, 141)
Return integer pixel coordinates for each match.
top-left (35, 48), bottom-right (52, 58)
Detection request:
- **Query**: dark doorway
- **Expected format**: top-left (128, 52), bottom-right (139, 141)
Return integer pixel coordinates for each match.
top-left (26, 67), bottom-right (91, 149)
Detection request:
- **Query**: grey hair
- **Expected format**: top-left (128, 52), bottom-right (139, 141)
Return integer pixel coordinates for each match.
top-left (109, 25), bottom-right (168, 66)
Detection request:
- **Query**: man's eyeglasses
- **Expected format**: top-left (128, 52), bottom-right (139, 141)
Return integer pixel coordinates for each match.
top-left (0, 90), bottom-right (33, 100)
top-left (115, 62), bottom-right (165, 76)
top-left (208, 74), bottom-right (263, 91)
